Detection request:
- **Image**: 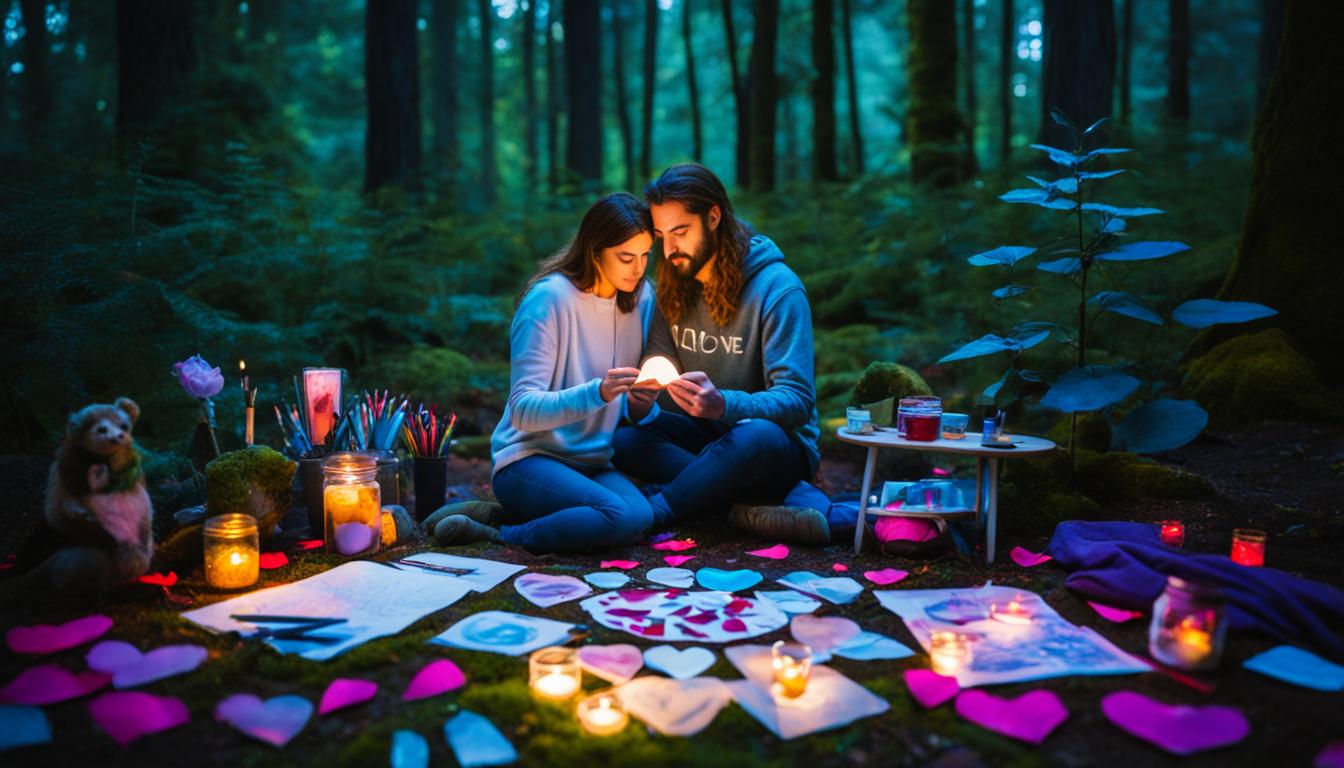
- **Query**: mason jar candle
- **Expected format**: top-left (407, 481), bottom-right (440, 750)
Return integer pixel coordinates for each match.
top-left (771, 640), bottom-right (814, 699)
top-left (203, 513), bottom-right (259, 590)
top-left (322, 452), bottom-right (381, 556)
top-left (529, 646), bottom-right (581, 700)
top-left (577, 691), bottom-right (628, 736)
top-left (928, 630), bottom-right (972, 676)
top-left (1230, 528), bottom-right (1266, 566)
top-left (1148, 576), bottom-right (1227, 671)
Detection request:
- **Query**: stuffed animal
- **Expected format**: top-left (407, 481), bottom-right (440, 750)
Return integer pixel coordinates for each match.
top-left (32, 397), bottom-right (155, 596)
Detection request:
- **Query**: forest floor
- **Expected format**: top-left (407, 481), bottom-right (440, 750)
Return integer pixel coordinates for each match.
top-left (1, 421), bottom-right (1341, 767)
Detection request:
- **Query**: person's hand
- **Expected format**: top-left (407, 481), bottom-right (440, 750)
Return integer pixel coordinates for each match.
top-left (626, 385), bottom-right (659, 421)
top-left (666, 371), bottom-right (725, 419)
top-left (600, 367), bottom-right (641, 403)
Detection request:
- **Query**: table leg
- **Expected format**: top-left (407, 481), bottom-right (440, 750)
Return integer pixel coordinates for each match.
top-left (985, 457), bottom-right (1000, 564)
top-left (853, 446), bottom-right (878, 554)
top-left (975, 456), bottom-right (985, 524)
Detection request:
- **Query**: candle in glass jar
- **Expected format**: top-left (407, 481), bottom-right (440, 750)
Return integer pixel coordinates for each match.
top-left (1169, 617), bottom-right (1213, 666)
top-left (928, 631), bottom-right (971, 676)
top-left (771, 641), bottom-right (813, 699)
top-left (990, 599), bottom-right (1034, 626)
top-left (323, 453), bottom-right (381, 557)
top-left (1159, 520), bottom-right (1185, 547)
top-left (529, 647), bottom-right (581, 701)
top-left (1230, 528), bottom-right (1266, 566)
top-left (203, 513), bottom-right (259, 590)
top-left (577, 692), bottom-right (628, 736)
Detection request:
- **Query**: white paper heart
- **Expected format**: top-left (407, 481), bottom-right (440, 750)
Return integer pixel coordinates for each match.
top-left (85, 640), bottom-right (209, 689)
top-left (643, 646), bottom-right (717, 679)
top-left (513, 573), bottom-right (592, 608)
top-left (585, 572), bottom-right (631, 589)
top-left (778, 571), bottom-right (864, 605)
top-left (614, 676), bottom-right (732, 736)
top-left (214, 693), bottom-right (313, 747)
top-left (579, 644), bottom-right (643, 684)
top-left (790, 615), bottom-right (861, 662)
top-left (646, 567), bottom-right (695, 588)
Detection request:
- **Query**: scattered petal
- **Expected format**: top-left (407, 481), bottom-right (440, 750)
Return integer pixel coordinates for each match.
top-left (663, 555), bottom-right (695, 567)
top-left (402, 659), bottom-right (467, 701)
top-left (863, 568), bottom-right (909, 586)
top-left (259, 552), bottom-right (289, 569)
top-left (746, 544), bottom-right (790, 560)
top-left (6, 615), bottom-right (113, 655)
top-left (599, 560), bottom-right (640, 570)
top-left (1010, 547), bottom-right (1053, 567)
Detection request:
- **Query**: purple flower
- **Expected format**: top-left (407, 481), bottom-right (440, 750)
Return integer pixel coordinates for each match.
top-left (173, 354), bottom-right (224, 399)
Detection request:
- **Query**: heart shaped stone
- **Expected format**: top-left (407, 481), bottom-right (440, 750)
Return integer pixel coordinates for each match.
top-left (215, 693), bottom-right (313, 747)
top-left (643, 646), bottom-right (717, 680)
top-left (614, 676), bottom-right (732, 736)
top-left (513, 573), bottom-right (592, 608)
top-left (695, 567), bottom-right (763, 593)
top-left (1101, 691), bottom-right (1249, 755)
top-left (318, 678), bottom-right (378, 715)
top-left (85, 640), bottom-right (208, 688)
top-left (955, 689), bottom-right (1069, 744)
top-left (646, 567), bottom-right (695, 588)
top-left (89, 691), bottom-right (189, 746)
top-left (6, 615), bottom-right (113, 655)
top-left (0, 664), bottom-right (109, 705)
top-left (903, 669), bottom-right (960, 709)
top-left (790, 614), bottom-right (861, 660)
top-left (579, 644), bottom-right (643, 684)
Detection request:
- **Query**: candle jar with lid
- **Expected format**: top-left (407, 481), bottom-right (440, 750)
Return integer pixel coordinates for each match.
top-left (323, 452), bottom-right (381, 556)
top-left (529, 646), bottom-right (581, 701)
top-left (203, 513), bottom-right (259, 590)
top-left (897, 396), bottom-right (943, 441)
top-left (1148, 576), bottom-right (1227, 671)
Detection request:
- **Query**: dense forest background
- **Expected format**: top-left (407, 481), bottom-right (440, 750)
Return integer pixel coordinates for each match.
top-left (0, 0), bottom-right (1318, 468)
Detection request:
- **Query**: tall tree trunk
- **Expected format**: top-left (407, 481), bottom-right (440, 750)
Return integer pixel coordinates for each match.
top-left (641, 0), bottom-right (657, 178)
top-left (546, 0), bottom-right (560, 191)
top-left (906, 0), bottom-right (966, 187)
top-left (1166, 0), bottom-right (1190, 122)
top-left (611, 3), bottom-right (636, 191)
top-left (1204, 1), bottom-right (1344, 384)
top-left (840, 0), bottom-right (863, 175)
top-left (431, 0), bottom-right (460, 186)
top-left (999, 0), bottom-right (1013, 163)
top-left (1119, 0), bottom-right (1132, 123)
top-left (19, 0), bottom-right (50, 138)
top-left (522, 0), bottom-right (538, 189)
top-left (476, 0), bottom-right (497, 205)
top-left (721, 0), bottom-right (749, 188)
top-left (1255, 0), bottom-right (1284, 111)
top-left (564, 0), bottom-right (602, 184)
top-left (1039, 0), bottom-right (1114, 150)
top-left (811, 0), bottom-right (838, 181)
top-left (683, 0), bottom-right (703, 162)
top-left (364, 0), bottom-right (420, 194)
top-left (961, 0), bottom-right (978, 172)
top-left (747, 0), bottom-right (779, 191)
top-left (116, 0), bottom-right (196, 139)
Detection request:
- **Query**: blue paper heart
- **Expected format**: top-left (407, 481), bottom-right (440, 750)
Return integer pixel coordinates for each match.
top-left (695, 568), bottom-right (763, 593)
top-left (0, 705), bottom-right (51, 751)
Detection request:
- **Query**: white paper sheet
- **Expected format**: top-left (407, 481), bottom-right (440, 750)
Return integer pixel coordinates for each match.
top-left (430, 611), bottom-right (575, 656)
top-left (580, 589), bottom-right (789, 643)
top-left (776, 571), bottom-right (865, 605)
top-left (723, 645), bottom-right (890, 739)
top-left (181, 561), bottom-right (471, 661)
top-left (874, 583), bottom-right (1147, 687)
top-left (397, 553), bottom-right (526, 593)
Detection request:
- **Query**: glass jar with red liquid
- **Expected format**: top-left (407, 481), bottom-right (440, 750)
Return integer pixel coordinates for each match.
top-left (897, 396), bottom-right (943, 441)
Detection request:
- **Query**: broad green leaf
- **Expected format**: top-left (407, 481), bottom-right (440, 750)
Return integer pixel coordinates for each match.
top-left (1171, 299), bottom-right (1278, 328)
top-left (938, 334), bottom-right (1011, 364)
top-left (968, 246), bottom-right (1036, 267)
top-left (1089, 291), bottom-right (1163, 324)
top-left (1082, 117), bottom-right (1109, 135)
top-left (1095, 241), bottom-right (1190, 262)
top-left (1027, 143), bottom-right (1082, 167)
top-left (1112, 399), bottom-right (1209, 453)
top-left (1026, 175), bottom-right (1080, 195)
top-left (999, 189), bottom-right (1077, 210)
top-left (1082, 202), bottom-right (1164, 217)
top-left (992, 285), bottom-right (1030, 299)
top-left (1037, 257), bottom-right (1082, 275)
top-left (1079, 169), bottom-right (1125, 180)
top-left (1084, 147), bottom-right (1132, 160)
top-left (1101, 217), bottom-right (1127, 233)
top-left (1040, 366), bottom-right (1141, 412)
top-left (1050, 109), bottom-right (1076, 128)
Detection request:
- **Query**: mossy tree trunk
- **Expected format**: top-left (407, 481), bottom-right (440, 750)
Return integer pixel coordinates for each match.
top-left (747, 0), bottom-right (779, 192)
top-left (1203, 1), bottom-right (1344, 385)
top-left (906, 0), bottom-right (968, 187)
top-left (721, 0), bottom-right (750, 188)
top-left (840, 0), bottom-right (864, 175)
top-left (1038, 0), bottom-right (1113, 150)
top-left (563, 0), bottom-right (603, 185)
top-left (1166, 0), bottom-right (1190, 122)
top-left (684, 0), bottom-right (703, 162)
top-left (116, 0), bottom-right (195, 140)
top-left (430, 0), bottom-right (460, 188)
top-left (811, 0), bottom-right (838, 182)
top-left (610, 3), bottom-right (636, 191)
top-left (641, 0), bottom-right (658, 179)
top-left (999, 0), bottom-right (1013, 163)
top-left (475, 0), bottom-right (497, 206)
top-left (364, 0), bottom-right (421, 194)
top-left (521, 0), bottom-right (538, 190)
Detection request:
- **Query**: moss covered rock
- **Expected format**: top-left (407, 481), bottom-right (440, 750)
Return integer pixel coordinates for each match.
top-left (1183, 328), bottom-right (1340, 429)
top-left (999, 483), bottom-right (1103, 534)
top-left (850, 362), bottom-right (933, 409)
top-left (204, 446), bottom-right (297, 540)
top-left (1046, 413), bottom-right (1113, 453)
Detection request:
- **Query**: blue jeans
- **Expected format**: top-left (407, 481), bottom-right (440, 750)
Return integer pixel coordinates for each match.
top-left (611, 413), bottom-right (812, 527)
top-left (492, 455), bottom-right (654, 553)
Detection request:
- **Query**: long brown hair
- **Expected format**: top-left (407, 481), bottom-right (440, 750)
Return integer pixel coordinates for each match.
top-left (518, 192), bottom-right (652, 314)
top-left (645, 164), bottom-right (752, 326)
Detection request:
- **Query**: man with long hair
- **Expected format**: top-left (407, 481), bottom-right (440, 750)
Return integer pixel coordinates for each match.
top-left (613, 164), bottom-right (828, 544)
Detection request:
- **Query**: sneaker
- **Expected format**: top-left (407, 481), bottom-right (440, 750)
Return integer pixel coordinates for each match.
top-left (728, 504), bottom-right (830, 546)
top-left (430, 515), bottom-right (501, 546)
top-left (420, 501), bottom-right (503, 534)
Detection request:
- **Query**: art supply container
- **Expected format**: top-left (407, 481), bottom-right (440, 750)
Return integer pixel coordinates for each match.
top-left (299, 456), bottom-right (325, 534)
top-left (413, 455), bottom-right (449, 522)
top-left (203, 513), bottom-right (259, 590)
top-left (1148, 576), bottom-right (1227, 671)
top-left (358, 449), bottom-right (401, 507)
top-left (941, 413), bottom-right (969, 439)
top-left (322, 452), bottom-right (380, 557)
top-left (898, 396), bottom-right (942, 441)
top-left (846, 407), bottom-right (873, 434)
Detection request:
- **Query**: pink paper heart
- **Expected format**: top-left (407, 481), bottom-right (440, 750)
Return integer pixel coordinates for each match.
top-left (89, 691), bottom-right (189, 746)
top-left (832, 563), bottom-right (848, 572)
top-left (864, 568), bottom-right (909, 586)
top-left (1101, 691), bottom-right (1250, 755)
top-left (0, 664), bottom-right (110, 705)
top-left (514, 572), bottom-right (592, 608)
top-left (259, 552), bottom-right (289, 569)
top-left (651, 539), bottom-right (697, 552)
top-left (6, 615), bottom-right (114, 655)
top-left (790, 614), bottom-right (861, 656)
top-left (600, 560), bottom-right (640, 570)
top-left (663, 555), bottom-right (695, 567)
top-left (215, 693), bottom-right (313, 747)
top-left (318, 678), bottom-right (378, 715)
top-left (1009, 547), bottom-right (1052, 567)
top-left (903, 669), bottom-right (960, 709)
top-left (85, 640), bottom-right (208, 688)
top-left (955, 689), bottom-right (1069, 744)
top-left (1088, 601), bottom-right (1144, 623)
top-left (402, 659), bottom-right (466, 701)
top-left (746, 543), bottom-right (790, 560)
top-left (579, 644), bottom-right (643, 684)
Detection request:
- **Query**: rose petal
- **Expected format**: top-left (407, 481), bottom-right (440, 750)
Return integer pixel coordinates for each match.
top-left (318, 678), bottom-right (378, 715)
top-left (600, 560), bottom-right (640, 570)
top-left (864, 568), bottom-right (909, 586)
top-left (6, 615), bottom-right (114, 655)
top-left (663, 555), bottom-right (695, 567)
top-left (402, 659), bottom-right (466, 701)
top-left (832, 563), bottom-right (848, 572)
top-left (1088, 601), bottom-right (1144, 623)
top-left (651, 539), bottom-right (697, 552)
top-left (296, 539), bottom-right (323, 551)
top-left (745, 544), bottom-right (789, 560)
top-left (1010, 546), bottom-right (1053, 567)
top-left (259, 552), bottom-right (289, 570)
top-left (137, 572), bottom-right (178, 588)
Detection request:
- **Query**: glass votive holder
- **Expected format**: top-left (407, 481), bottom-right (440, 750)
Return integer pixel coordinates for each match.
top-left (529, 646), bottom-right (581, 701)
top-left (941, 413), bottom-right (969, 440)
top-left (845, 407), bottom-right (873, 434)
top-left (203, 513), bottom-right (259, 590)
top-left (576, 691), bottom-right (629, 736)
top-left (1148, 576), bottom-right (1227, 671)
top-left (323, 452), bottom-right (381, 557)
top-left (898, 396), bottom-right (942, 441)
top-left (1159, 520), bottom-right (1185, 547)
top-left (989, 597), bottom-right (1034, 626)
top-left (928, 631), bottom-right (971, 676)
top-left (771, 640), bottom-right (814, 699)
top-left (1230, 528), bottom-right (1266, 566)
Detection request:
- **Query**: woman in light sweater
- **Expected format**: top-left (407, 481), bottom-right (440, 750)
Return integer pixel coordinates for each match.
top-left (432, 193), bottom-right (656, 552)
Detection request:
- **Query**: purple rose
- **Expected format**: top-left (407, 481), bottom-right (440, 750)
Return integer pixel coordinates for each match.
top-left (173, 354), bottom-right (224, 399)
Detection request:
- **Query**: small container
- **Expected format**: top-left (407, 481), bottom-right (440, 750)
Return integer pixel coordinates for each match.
top-left (771, 640), bottom-right (814, 699)
top-left (413, 455), bottom-right (449, 522)
top-left (322, 452), bottom-right (381, 556)
top-left (941, 413), bottom-right (969, 440)
top-left (1158, 520), bottom-right (1185, 547)
top-left (529, 646), bottom-right (581, 700)
top-left (928, 630), bottom-right (971, 676)
top-left (1148, 576), bottom-right (1227, 671)
top-left (203, 513), bottom-right (259, 590)
top-left (1230, 528), bottom-right (1266, 566)
top-left (845, 407), bottom-right (873, 435)
top-left (897, 396), bottom-right (942, 441)
top-left (577, 691), bottom-right (629, 735)
top-left (359, 449), bottom-right (401, 508)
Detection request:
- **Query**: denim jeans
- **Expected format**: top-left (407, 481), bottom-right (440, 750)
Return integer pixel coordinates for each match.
top-left (611, 412), bottom-right (812, 527)
top-left (492, 455), bottom-right (654, 553)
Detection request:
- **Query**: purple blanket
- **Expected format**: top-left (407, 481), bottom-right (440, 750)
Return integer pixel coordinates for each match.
top-left (1046, 521), bottom-right (1344, 661)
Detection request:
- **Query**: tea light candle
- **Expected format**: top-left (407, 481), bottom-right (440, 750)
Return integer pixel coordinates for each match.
top-left (928, 631), bottom-right (971, 676)
top-left (577, 692), bottom-right (628, 736)
top-left (202, 513), bottom-right (259, 590)
top-left (1230, 528), bottom-right (1266, 566)
top-left (1169, 617), bottom-right (1214, 666)
top-left (1159, 520), bottom-right (1185, 547)
top-left (529, 646), bottom-right (581, 701)
top-left (990, 599), bottom-right (1034, 626)
top-left (771, 641), bottom-right (813, 699)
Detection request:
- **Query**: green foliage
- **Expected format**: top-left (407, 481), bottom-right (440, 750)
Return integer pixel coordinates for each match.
top-left (850, 362), bottom-right (933, 408)
top-left (204, 446), bottom-right (297, 534)
top-left (1183, 329), bottom-right (1341, 429)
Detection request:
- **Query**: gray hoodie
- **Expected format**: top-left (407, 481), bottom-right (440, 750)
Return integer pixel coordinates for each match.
top-left (643, 235), bottom-right (820, 473)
